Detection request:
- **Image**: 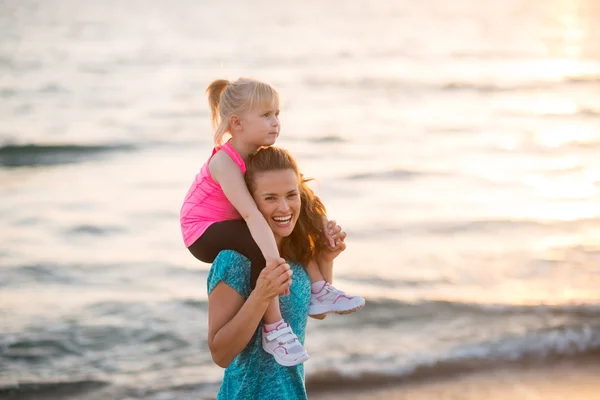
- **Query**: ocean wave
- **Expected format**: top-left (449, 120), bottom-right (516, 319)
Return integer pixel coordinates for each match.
top-left (317, 297), bottom-right (600, 333)
top-left (425, 218), bottom-right (550, 234)
top-left (572, 107), bottom-right (600, 117)
top-left (303, 77), bottom-right (547, 93)
top-left (306, 323), bottom-right (600, 392)
top-left (181, 299), bottom-right (209, 310)
top-left (345, 276), bottom-right (453, 288)
top-left (0, 143), bottom-right (136, 168)
top-left (1, 319), bottom-right (193, 363)
top-left (441, 82), bottom-right (547, 92)
top-left (0, 263), bottom-right (207, 289)
top-left (358, 298), bottom-right (600, 319)
top-left (345, 168), bottom-right (427, 180)
top-left (81, 297), bottom-right (210, 316)
top-left (359, 215), bottom-right (598, 238)
top-left (0, 379), bottom-right (109, 398)
top-left (149, 109), bottom-right (204, 120)
top-left (355, 216), bottom-right (600, 238)
top-left (0, 264), bottom-right (81, 287)
top-left (303, 76), bottom-right (600, 94)
top-left (0, 88), bottom-right (17, 98)
top-left (65, 224), bottom-right (125, 236)
top-left (38, 83), bottom-right (69, 94)
top-left (0, 263), bottom-right (145, 288)
top-left (3, 296), bottom-right (599, 397)
top-left (454, 217), bottom-right (600, 234)
top-left (564, 75), bottom-right (600, 85)
top-left (500, 106), bottom-right (600, 119)
top-left (312, 135), bottom-right (346, 143)
top-left (347, 218), bottom-right (553, 239)
top-left (3, 337), bottom-right (83, 360)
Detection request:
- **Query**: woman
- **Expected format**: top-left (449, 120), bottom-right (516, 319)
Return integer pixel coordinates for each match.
top-left (206, 146), bottom-right (348, 399)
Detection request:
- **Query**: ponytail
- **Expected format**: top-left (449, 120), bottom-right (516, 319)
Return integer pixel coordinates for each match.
top-left (205, 79), bottom-right (231, 145)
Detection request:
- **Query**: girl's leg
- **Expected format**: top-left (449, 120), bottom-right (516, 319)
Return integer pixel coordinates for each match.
top-left (305, 259), bottom-right (325, 282)
top-left (306, 259), bottom-right (365, 318)
top-left (188, 220), bottom-right (283, 323)
top-left (263, 298), bottom-right (282, 324)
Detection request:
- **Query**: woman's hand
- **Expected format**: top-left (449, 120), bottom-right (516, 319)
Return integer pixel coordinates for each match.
top-left (254, 258), bottom-right (293, 301)
top-left (320, 220), bottom-right (347, 263)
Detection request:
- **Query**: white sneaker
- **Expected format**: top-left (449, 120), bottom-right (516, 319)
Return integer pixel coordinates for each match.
top-left (262, 322), bottom-right (309, 367)
top-left (309, 283), bottom-right (365, 318)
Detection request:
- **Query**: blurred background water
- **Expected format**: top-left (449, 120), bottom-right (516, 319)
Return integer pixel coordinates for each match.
top-left (1, 0), bottom-right (600, 398)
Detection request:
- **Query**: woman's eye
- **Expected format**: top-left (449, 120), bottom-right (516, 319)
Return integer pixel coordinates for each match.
top-left (265, 196), bottom-right (275, 201)
top-left (287, 193), bottom-right (297, 199)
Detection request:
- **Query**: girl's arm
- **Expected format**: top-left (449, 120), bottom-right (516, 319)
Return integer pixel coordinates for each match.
top-left (208, 259), bottom-right (292, 368)
top-left (209, 152), bottom-right (280, 261)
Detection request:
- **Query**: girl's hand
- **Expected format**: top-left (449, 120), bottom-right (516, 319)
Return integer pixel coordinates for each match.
top-left (322, 217), bottom-right (336, 248)
top-left (255, 258), bottom-right (293, 301)
top-left (320, 221), bottom-right (347, 262)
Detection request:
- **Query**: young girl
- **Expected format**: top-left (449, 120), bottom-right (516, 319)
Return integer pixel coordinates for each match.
top-left (180, 77), bottom-right (365, 367)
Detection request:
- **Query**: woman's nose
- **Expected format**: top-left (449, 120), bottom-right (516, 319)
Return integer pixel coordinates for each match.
top-left (277, 199), bottom-right (289, 211)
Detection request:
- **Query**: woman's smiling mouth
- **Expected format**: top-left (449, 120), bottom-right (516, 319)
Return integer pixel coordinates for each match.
top-left (272, 215), bottom-right (292, 226)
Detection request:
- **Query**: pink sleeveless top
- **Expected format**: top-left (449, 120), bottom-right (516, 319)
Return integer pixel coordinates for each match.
top-left (180, 142), bottom-right (247, 247)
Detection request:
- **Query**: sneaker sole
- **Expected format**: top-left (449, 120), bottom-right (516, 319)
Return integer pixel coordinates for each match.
top-left (263, 348), bottom-right (309, 367)
top-left (262, 342), bottom-right (310, 367)
top-left (309, 302), bottom-right (365, 319)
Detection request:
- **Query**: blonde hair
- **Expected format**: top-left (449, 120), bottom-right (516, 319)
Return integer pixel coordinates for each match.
top-left (206, 78), bottom-right (280, 145)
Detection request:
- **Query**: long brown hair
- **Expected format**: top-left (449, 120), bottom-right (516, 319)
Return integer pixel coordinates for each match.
top-left (245, 147), bottom-right (327, 266)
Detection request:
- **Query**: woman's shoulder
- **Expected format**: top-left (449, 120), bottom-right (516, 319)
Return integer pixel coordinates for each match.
top-left (214, 249), bottom-right (251, 266)
top-left (207, 250), bottom-right (251, 297)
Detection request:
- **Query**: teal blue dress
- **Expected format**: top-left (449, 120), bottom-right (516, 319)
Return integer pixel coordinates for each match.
top-left (207, 250), bottom-right (311, 400)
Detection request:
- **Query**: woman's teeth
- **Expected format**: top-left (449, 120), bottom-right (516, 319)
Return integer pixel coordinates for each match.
top-left (273, 215), bottom-right (292, 225)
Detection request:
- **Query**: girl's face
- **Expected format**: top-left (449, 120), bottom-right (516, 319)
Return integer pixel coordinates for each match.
top-left (250, 169), bottom-right (300, 245)
top-left (239, 104), bottom-right (280, 147)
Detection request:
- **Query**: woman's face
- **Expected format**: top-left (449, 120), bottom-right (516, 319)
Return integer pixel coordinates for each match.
top-left (250, 169), bottom-right (300, 244)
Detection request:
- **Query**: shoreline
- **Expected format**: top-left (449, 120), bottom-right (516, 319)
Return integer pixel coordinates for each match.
top-left (309, 357), bottom-right (600, 400)
top-left (3, 357), bottom-right (600, 400)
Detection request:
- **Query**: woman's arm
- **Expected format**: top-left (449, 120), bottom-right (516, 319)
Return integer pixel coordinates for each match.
top-left (210, 152), bottom-right (280, 262)
top-left (208, 259), bottom-right (292, 368)
top-left (208, 282), bottom-right (270, 367)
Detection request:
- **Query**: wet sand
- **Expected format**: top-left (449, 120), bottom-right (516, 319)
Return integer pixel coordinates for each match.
top-left (309, 359), bottom-right (600, 400)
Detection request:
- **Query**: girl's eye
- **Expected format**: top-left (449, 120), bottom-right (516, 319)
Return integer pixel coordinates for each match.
top-left (265, 196), bottom-right (275, 201)
top-left (287, 193), bottom-right (298, 199)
